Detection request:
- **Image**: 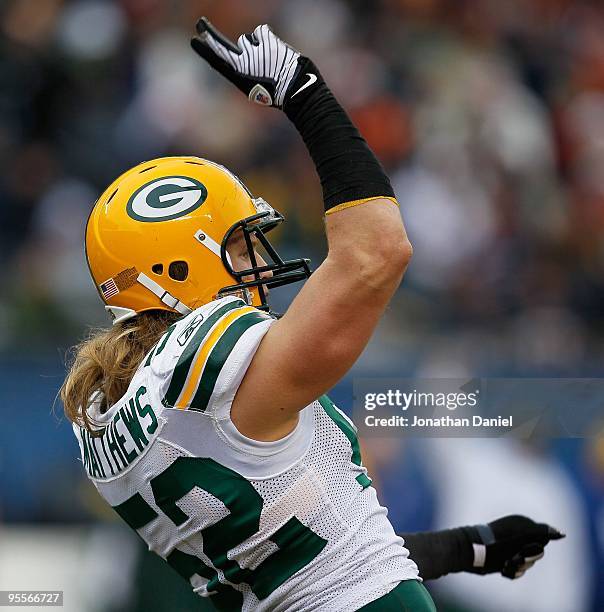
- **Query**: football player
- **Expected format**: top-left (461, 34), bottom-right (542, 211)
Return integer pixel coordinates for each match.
top-left (62, 19), bottom-right (563, 611)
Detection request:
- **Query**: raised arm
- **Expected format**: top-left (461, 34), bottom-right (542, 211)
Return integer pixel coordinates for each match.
top-left (192, 20), bottom-right (411, 439)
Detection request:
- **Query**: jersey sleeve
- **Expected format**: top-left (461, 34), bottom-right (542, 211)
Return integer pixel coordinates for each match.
top-left (154, 296), bottom-right (275, 418)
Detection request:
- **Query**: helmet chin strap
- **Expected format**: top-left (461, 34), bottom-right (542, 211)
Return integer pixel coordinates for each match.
top-left (105, 272), bottom-right (193, 325)
top-left (136, 272), bottom-right (192, 316)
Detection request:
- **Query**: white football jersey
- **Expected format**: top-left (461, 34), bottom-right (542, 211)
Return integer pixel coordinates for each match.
top-left (73, 296), bottom-right (419, 611)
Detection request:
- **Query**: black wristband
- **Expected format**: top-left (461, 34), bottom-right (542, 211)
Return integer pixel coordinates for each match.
top-left (402, 527), bottom-right (477, 580)
top-left (283, 58), bottom-right (395, 213)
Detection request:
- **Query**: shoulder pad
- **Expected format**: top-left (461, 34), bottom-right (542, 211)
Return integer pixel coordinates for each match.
top-left (148, 297), bottom-right (274, 415)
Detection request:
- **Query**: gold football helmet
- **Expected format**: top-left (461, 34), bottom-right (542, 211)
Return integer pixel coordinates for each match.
top-left (86, 156), bottom-right (310, 323)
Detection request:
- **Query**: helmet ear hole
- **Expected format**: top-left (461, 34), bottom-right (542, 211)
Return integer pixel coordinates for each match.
top-left (151, 263), bottom-right (163, 275)
top-left (169, 261), bottom-right (189, 281)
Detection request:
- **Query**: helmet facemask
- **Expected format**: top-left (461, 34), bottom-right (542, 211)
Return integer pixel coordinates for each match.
top-left (219, 198), bottom-right (311, 312)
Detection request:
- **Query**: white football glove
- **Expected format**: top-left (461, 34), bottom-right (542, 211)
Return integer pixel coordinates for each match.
top-left (191, 18), bottom-right (304, 109)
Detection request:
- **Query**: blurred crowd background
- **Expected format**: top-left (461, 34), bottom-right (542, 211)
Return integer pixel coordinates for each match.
top-left (1, 0), bottom-right (604, 610)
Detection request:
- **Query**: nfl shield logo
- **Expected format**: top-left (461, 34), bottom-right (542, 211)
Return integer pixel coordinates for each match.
top-left (249, 84), bottom-right (273, 106)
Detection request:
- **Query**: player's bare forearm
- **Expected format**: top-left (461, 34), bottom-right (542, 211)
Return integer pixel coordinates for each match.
top-left (324, 198), bottom-right (411, 297)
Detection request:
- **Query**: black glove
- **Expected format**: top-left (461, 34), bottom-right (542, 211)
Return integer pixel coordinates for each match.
top-left (191, 18), bottom-right (312, 110)
top-left (467, 514), bottom-right (565, 579)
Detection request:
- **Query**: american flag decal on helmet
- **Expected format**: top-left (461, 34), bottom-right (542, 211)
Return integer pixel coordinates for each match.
top-left (100, 278), bottom-right (119, 300)
top-left (99, 268), bottom-right (137, 300)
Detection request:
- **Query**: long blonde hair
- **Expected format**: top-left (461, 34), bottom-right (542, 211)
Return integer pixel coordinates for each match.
top-left (61, 311), bottom-right (180, 435)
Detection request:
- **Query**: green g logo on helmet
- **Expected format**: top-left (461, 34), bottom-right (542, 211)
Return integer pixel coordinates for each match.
top-left (126, 176), bottom-right (208, 222)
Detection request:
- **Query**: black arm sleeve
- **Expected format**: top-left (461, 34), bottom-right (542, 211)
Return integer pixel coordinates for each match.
top-left (401, 527), bottom-right (476, 580)
top-left (284, 58), bottom-right (395, 212)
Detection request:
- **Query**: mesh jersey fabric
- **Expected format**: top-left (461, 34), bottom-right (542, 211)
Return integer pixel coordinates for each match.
top-left (72, 296), bottom-right (419, 610)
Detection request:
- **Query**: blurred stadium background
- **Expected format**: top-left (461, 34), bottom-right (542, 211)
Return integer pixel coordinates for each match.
top-left (1, 0), bottom-right (603, 610)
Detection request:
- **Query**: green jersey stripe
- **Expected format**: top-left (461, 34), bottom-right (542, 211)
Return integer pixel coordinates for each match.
top-left (190, 311), bottom-right (270, 412)
top-left (356, 473), bottom-right (373, 489)
top-left (318, 395), bottom-right (361, 464)
top-left (319, 395), bottom-right (372, 489)
top-left (144, 324), bottom-right (176, 367)
top-left (162, 300), bottom-right (244, 408)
